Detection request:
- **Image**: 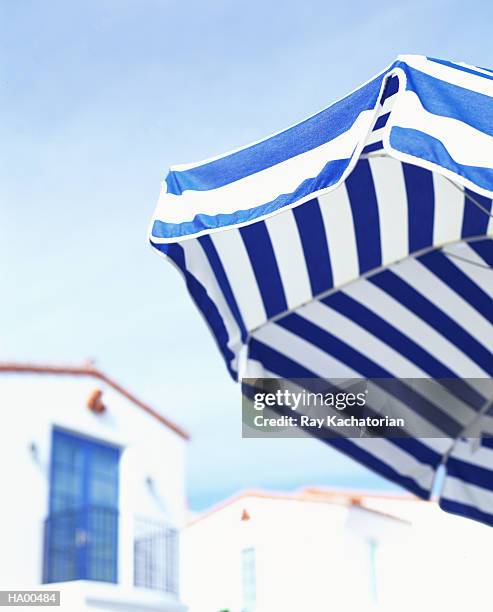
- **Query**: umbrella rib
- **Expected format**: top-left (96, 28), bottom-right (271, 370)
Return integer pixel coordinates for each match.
top-left (443, 251), bottom-right (493, 270)
top-left (430, 394), bottom-right (493, 502)
top-left (445, 177), bottom-right (493, 219)
top-left (437, 395), bottom-right (493, 469)
top-left (365, 155), bottom-right (493, 220)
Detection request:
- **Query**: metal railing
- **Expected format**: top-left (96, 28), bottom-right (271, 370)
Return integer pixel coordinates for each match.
top-left (133, 516), bottom-right (179, 596)
top-left (43, 505), bottom-right (118, 584)
top-left (42, 507), bottom-right (179, 596)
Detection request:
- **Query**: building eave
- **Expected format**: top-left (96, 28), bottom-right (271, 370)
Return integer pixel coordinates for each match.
top-left (187, 487), bottom-right (415, 527)
top-left (0, 362), bottom-right (190, 441)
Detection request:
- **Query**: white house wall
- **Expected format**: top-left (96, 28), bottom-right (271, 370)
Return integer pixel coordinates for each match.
top-left (181, 496), bottom-right (408, 612)
top-left (182, 493), bottom-right (493, 612)
top-left (0, 372), bottom-right (187, 592)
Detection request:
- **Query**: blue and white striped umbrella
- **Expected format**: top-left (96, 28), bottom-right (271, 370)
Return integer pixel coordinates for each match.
top-left (149, 55), bottom-right (493, 526)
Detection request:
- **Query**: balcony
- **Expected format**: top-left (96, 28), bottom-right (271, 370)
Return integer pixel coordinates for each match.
top-left (43, 506), bottom-right (179, 596)
top-left (134, 516), bottom-right (179, 594)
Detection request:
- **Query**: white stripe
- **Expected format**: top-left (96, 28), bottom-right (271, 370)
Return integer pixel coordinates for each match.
top-left (378, 90), bottom-right (398, 115)
top-left (252, 317), bottom-right (479, 436)
top-left (153, 111), bottom-right (374, 226)
top-left (300, 300), bottom-right (426, 377)
top-left (296, 306), bottom-right (461, 436)
top-left (343, 278), bottom-right (489, 377)
top-left (387, 90), bottom-right (493, 168)
top-left (446, 439), bottom-right (493, 470)
top-left (393, 258), bottom-right (493, 345)
top-left (365, 96), bottom-right (396, 147)
top-left (170, 65), bottom-right (395, 173)
top-left (210, 229), bottom-right (266, 331)
top-left (243, 357), bottom-right (270, 379)
top-left (182, 240), bottom-right (243, 362)
top-left (443, 243), bottom-right (493, 299)
top-left (442, 476), bottom-right (493, 514)
top-left (318, 184), bottom-right (359, 287)
top-left (265, 211), bottom-right (312, 310)
top-left (399, 55), bottom-right (493, 98)
top-left (456, 61), bottom-right (493, 79)
top-left (432, 174), bottom-right (465, 246)
top-left (351, 437), bottom-right (437, 491)
top-left (368, 157), bottom-right (409, 264)
top-left (298, 301), bottom-right (479, 430)
top-left (252, 323), bottom-right (357, 378)
top-left (366, 129), bottom-right (385, 146)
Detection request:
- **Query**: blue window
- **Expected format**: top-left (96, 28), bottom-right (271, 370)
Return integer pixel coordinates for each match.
top-left (368, 538), bottom-right (379, 604)
top-left (241, 547), bottom-right (256, 612)
top-left (43, 429), bottom-right (120, 584)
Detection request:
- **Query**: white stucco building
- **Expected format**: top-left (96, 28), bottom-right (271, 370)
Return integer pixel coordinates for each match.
top-left (182, 487), bottom-right (493, 612)
top-left (181, 489), bottom-right (411, 612)
top-left (0, 362), bottom-right (189, 612)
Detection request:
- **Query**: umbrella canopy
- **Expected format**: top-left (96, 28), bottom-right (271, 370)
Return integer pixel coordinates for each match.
top-left (149, 55), bottom-right (493, 526)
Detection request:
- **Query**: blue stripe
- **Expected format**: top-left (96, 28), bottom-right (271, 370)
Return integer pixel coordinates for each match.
top-left (345, 160), bottom-right (382, 273)
top-left (429, 379), bottom-right (482, 413)
top-left (162, 243), bottom-right (237, 379)
top-left (439, 498), bottom-right (493, 528)
top-left (324, 290), bottom-right (487, 410)
top-left (470, 238), bottom-right (493, 266)
top-left (276, 312), bottom-right (474, 431)
top-left (373, 112), bottom-right (390, 131)
top-left (439, 379), bottom-right (488, 411)
top-left (404, 65), bottom-right (493, 137)
top-left (327, 437), bottom-right (433, 499)
top-left (446, 456), bottom-right (493, 490)
top-left (373, 379), bottom-right (463, 436)
top-left (389, 127), bottom-right (493, 194)
top-left (165, 76), bottom-right (384, 194)
top-left (240, 222), bottom-right (287, 318)
top-left (269, 305), bottom-right (463, 433)
top-left (324, 292), bottom-right (457, 377)
top-left (418, 250), bottom-right (493, 324)
top-left (246, 341), bottom-right (441, 498)
top-left (247, 341), bottom-right (456, 437)
top-left (279, 312), bottom-right (390, 377)
top-left (426, 57), bottom-right (493, 83)
top-left (402, 163), bottom-right (434, 252)
top-left (248, 338), bottom-right (315, 378)
top-left (380, 75), bottom-right (399, 104)
top-left (152, 157), bottom-right (350, 239)
top-left (392, 437), bottom-right (442, 471)
top-left (198, 235), bottom-right (248, 342)
top-left (293, 199), bottom-right (333, 295)
top-left (370, 270), bottom-right (493, 375)
top-left (362, 141), bottom-right (383, 154)
top-left (246, 340), bottom-right (438, 499)
top-left (462, 188), bottom-right (492, 237)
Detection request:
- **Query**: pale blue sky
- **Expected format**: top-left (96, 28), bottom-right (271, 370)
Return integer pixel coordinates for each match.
top-left (1, 0), bottom-right (492, 509)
